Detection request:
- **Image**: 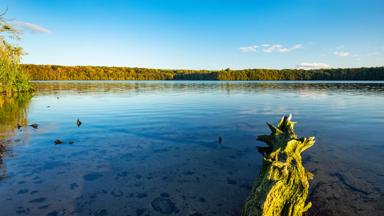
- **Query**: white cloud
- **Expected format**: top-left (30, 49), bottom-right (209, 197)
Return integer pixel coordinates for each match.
top-left (369, 51), bottom-right (381, 56)
top-left (333, 45), bottom-right (352, 57)
top-left (240, 45), bottom-right (258, 52)
top-left (240, 43), bottom-right (302, 53)
top-left (12, 21), bottom-right (51, 34)
top-left (262, 44), bottom-right (302, 53)
top-left (296, 62), bottom-right (330, 70)
top-left (333, 51), bottom-right (351, 57)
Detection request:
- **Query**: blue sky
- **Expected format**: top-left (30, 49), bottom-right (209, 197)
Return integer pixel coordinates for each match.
top-left (1, 0), bottom-right (384, 69)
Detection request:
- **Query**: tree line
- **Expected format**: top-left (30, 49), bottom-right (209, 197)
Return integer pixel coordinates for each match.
top-left (23, 64), bottom-right (384, 81)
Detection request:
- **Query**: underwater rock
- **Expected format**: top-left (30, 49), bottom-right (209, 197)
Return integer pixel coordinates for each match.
top-left (190, 213), bottom-right (203, 216)
top-left (38, 205), bottom-right (49, 209)
top-left (83, 172), bottom-right (103, 181)
top-left (94, 209), bottom-right (108, 216)
top-left (29, 123), bottom-right (38, 129)
top-left (136, 208), bottom-right (150, 216)
top-left (183, 171), bottom-right (194, 175)
top-left (242, 115), bottom-right (315, 216)
top-left (76, 118), bottom-right (82, 127)
top-left (136, 193), bottom-right (147, 198)
top-left (70, 183), bottom-right (79, 190)
top-left (227, 178), bottom-right (237, 185)
top-left (29, 197), bottom-right (46, 203)
top-left (17, 189), bottom-right (29, 194)
top-left (330, 172), bottom-right (369, 195)
top-left (160, 193), bottom-right (170, 198)
top-left (46, 211), bottom-right (58, 216)
top-left (151, 197), bottom-right (177, 214)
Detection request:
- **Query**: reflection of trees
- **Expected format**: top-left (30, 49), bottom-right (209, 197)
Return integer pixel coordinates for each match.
top-left (0, 93), bottom-right (32, 178)
top-left (33, 81), bottom-right (384, 96)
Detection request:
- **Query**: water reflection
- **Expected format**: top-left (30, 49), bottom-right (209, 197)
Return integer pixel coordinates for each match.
top-left (0, 81), bottom-right (383, 216)
top-left (0, 93), bottom-right (32, 179)
top-left (33, 81), bottom-right (384, 96)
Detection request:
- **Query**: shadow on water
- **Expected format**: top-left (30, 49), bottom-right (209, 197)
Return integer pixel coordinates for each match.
top-left (0, 93), bottom-right (32, 179)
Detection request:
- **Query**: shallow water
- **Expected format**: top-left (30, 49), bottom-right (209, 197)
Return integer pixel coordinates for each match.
top-left (0, 81), bottom-right (383, 216)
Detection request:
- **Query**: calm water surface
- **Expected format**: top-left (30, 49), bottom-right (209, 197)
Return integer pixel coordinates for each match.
top-left (0, 81), bottom-right (383, 216)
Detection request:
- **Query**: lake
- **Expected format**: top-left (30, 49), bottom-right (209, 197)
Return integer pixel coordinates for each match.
top-left (0, 81), bottom-right (383, 216)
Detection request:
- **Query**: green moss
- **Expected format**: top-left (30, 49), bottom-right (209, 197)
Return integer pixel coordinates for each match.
top-left (242, 115), bottom-right (315, 216)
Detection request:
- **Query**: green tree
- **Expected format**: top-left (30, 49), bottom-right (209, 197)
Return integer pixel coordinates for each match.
top-left (0, 12), bottom-right (32, 94)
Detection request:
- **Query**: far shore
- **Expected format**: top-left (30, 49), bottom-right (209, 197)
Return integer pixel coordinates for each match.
top-left (23, 64), bottom-right (384, 81)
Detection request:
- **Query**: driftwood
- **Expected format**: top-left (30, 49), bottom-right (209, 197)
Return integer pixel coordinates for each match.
top-left (242, 115), bottom-right (315, 216)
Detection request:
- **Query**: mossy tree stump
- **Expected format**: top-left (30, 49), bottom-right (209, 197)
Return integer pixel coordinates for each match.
top-left (242, 115), bottom-right (315, 216)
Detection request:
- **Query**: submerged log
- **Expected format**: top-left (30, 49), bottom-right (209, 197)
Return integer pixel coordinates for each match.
top-left (242, 115), bottom-right (315, 216)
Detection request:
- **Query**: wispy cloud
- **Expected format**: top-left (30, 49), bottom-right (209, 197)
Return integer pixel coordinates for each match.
top-left (12, 21), bottom-right (51, 34)
top-left (240, 43), bottom-right (302, 53)
top-left (333, 45), bottom-right (352, 57)
top-left (296, 62), bottom-right (330, 70)
top-left (240, 45), bottom-right (258, 53)
top-left (364, 51), bottom-right (381, 56)
top-left (262, 44), bottom-right (302, 53)
top-left (333, 51), bottom-right (351, 57)
top-left (335, 45), bottom-right (345, 50)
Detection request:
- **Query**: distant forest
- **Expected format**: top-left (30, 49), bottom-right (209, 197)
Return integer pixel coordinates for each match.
top-left (22, 64), bottom-right (384, 81)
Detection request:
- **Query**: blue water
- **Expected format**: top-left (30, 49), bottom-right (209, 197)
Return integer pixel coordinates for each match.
top-left (0, 81), bottom-right (383, 216)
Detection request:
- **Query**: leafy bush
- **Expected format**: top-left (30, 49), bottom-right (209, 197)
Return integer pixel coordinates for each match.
top-left (0, 15), bottom-right (32, 94)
